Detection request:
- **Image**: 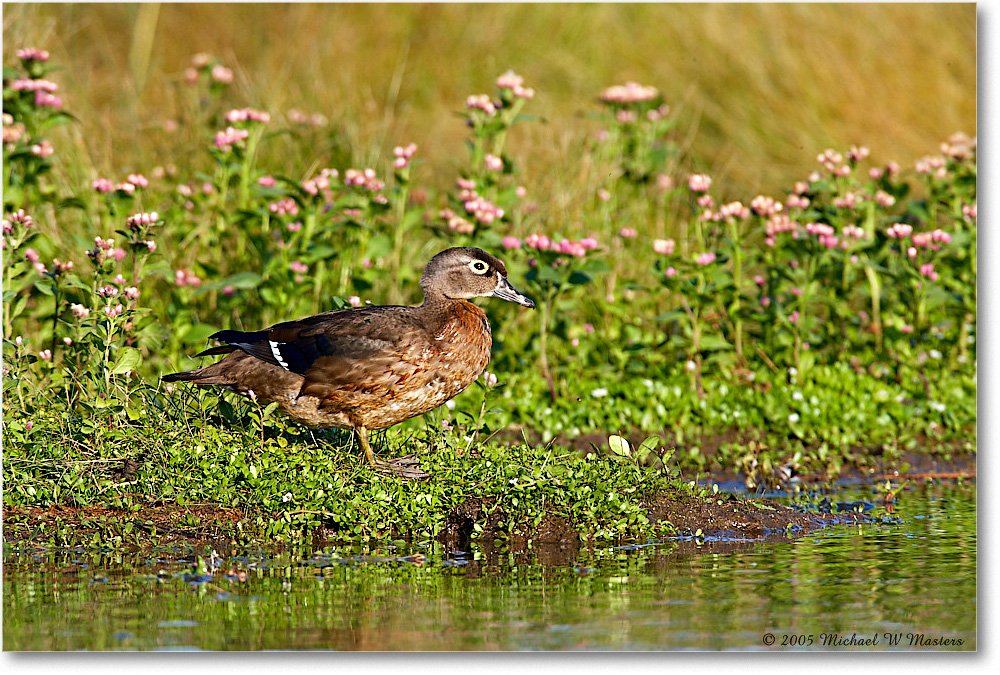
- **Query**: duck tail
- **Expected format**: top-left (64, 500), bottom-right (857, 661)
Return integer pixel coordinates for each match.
top-left (162, 344), bottom-right (238, 385)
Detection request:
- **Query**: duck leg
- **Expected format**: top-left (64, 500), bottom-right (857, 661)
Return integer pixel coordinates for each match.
top-left (355, 426), bottom-right (380, 468)
top-left (355, 426), bottom-right (429, 480)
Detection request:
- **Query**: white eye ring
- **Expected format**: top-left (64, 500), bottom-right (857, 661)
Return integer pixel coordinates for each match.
top-left (469, 260), bottom-right (489, 274)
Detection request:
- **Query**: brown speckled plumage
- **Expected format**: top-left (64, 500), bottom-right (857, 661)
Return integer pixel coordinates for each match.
top-left (163, 247), bottom-right (534, 473)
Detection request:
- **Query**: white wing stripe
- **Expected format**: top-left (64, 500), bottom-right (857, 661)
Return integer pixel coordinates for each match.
top-left (269, 340), bottom-right (290, 370)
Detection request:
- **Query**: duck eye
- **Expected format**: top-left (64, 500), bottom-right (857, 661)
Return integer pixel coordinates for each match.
top-left (469, 261), bottom-right (489, 274)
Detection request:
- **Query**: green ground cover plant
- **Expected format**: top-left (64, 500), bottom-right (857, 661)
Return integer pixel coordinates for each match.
top-left (2, 42), bottom-right (976, 541)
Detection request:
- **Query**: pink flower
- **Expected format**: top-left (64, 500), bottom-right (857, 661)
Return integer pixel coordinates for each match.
top-left (653, 238), bottom-right (675, 255)
top-left (515, 185), bottom-right (527, 199)
top-left (174, 269), bottom-right (202, 288)
top-left (847, 145), bottom-right (870, 162)
top-left (791, 287), bottom-right (803, 297)
top-left (580, 237), bottom-right (598, 250)
top-left (348, 295), bottom-right (362, 307)
top-left (583, 323), bottom-right (595, 334)
top-left (600, 82), bottom-right (659, 104)
top-left (874, 190), bottom-right (896, 208)
top-left (657, 174), bottom-right (674, 191)
top-left (211, 64), bottom-right (233, 83)
top-left (258, 175), bottom-right (277, 187)
top-left (751, 195), bottom-right (782, 216)
top-left (225, 108), bottom-right (270, 124)
top-left (717, 201), bottom-right (750, 220)
top-left (393, 143), bottom-right (418, 169)
top-left (907, 247), bottom-right (918, 259)
top-left (695, 252), bottom-right (716, 266)
top-left (665, 266), bottom-right (678, 278)
top-left (760, 296), bottom-right (771, 308)
top-left (17, 47), bottom-right (50, 62)
top-left (482, 371), bottom-right (498, 386)
top-left (124, 286), bottom-right (140, 299)
top-left (462, 195), bottom-right (504, 224)
top-left (126, 212), bottom-right (160, 229)
top-left (687, 174), bottom-right (712, 193)
top-left (14, 336), bottom-right (23, 347)
top-left (786, 194), bottom-right (810, 210)
top-left (817, 149), bottom-right (843, 171)
top-left (841, 225), bottom-right (866, 240)
top-left (34, 91), bottom-right (63, 108)
top-left (24, 248), bottom-right (40, 263)
top-left (919, 263), bottom-right (939, 281)
top-left (931, 229), bottom-right (952, 244)
top-left (901, 325), bottom-right (914, 334)
top-left (70, 303), bottom-right (90, 319)
top-left (269, 198), bottom-right (299, 217)
top-left (214, 126), bottom-right (250, 151)
top-left (597, 188), bottom-right (611, 202)
top-left (501, 236), bottom-right (522, 250)
top-left (885, 223), bottom-right (913, 239)
top-left (466, 94), bottom-right (497, 115)
top-left (38, 349), bottom-right (52, 360)
top-left (754, 275), bottom-right (766, 286)
top-left (619, 227), bottom-right (637, 239)
top-left (615, 109), bottom-right (637, 124)
top-left (496, 70), bottom-right (523, 90)
top-left (788, 311), bottom-right (800, 324)
top-left (290, 261), bottom-right (308, 274)
top-left (485, 154), bottom-right (504, 171)
top-left (31, 140), bottom-right (54, 157)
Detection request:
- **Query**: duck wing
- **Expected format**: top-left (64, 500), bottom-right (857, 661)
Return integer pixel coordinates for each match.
top-left (203, 307), bottom-right (427, 397)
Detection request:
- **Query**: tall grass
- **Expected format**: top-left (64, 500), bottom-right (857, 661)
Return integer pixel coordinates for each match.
top-left (3, 3), bottom-right (976, 197)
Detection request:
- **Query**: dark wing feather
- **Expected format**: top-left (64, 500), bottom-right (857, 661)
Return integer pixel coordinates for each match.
top-left (205, 307), bottom-right (421, 379)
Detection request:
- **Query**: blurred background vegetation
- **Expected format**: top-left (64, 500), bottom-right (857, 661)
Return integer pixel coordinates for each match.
top-left (2, 2), bottom-right (976, 198)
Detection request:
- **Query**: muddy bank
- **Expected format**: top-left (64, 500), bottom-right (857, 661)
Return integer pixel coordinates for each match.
top-left (5, 487), bottom-right (869, 555)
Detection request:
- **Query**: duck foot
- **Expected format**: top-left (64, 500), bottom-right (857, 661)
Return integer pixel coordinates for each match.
top-left (374, 455), bottom-right (430, 480)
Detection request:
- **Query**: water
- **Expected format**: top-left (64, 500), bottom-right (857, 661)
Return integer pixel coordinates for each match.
top-left (3, 480), bottom-right (976, 650)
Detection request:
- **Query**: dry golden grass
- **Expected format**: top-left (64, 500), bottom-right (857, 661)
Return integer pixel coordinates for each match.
top-left (4, 3), bottom-right (976, 197)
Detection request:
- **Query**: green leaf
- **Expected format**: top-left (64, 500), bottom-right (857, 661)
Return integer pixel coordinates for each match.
top-left (219, 271), bottom-right (263, 289)
top-left (182, 323), bottom-right (221, 344)
top-left (638, 435), bottom-right (662, 457)
top-left (111, 347), bottom-right (142, 374)
top-left (608, 434), bottom-right (631, 458)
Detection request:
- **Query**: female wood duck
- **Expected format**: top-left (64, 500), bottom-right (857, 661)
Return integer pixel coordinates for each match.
top-left (163, 247), bottom-right (534, 476)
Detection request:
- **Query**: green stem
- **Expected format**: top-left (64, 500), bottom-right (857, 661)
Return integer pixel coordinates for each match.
top-left (538, 289), bottom-right (556, 401)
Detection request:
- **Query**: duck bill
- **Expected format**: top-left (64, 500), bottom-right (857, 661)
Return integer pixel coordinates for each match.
top-left (493, 276), bottom-right (535, 308)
